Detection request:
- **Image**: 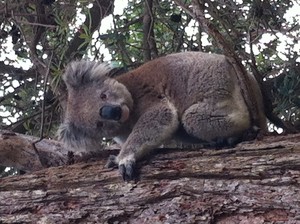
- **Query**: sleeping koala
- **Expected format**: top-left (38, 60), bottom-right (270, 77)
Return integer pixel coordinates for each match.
top-left (58, 52), bottom-right (267, 180)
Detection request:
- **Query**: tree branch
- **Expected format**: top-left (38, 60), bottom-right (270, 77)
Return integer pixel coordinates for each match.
top-left (0, 130), bottom-right (66, 171)
top-left (0, 130), bottom-right (118, 172)
top-left (0, 132), bottom-right (300, 222)
top-left (142, 0), bottom-right (158, 61)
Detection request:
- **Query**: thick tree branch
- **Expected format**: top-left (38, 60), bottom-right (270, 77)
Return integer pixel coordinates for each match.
top-left (0, 132), bottom-right (300, 222)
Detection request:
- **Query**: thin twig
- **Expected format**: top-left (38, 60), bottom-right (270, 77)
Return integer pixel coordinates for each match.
top-left (12, 20), bottom-right (57, 28)
top-left (39, 51), bottom-right (54, 140)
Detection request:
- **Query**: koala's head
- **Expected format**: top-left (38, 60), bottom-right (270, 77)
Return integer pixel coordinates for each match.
top-left (58, 60), bottom-right (133, 151)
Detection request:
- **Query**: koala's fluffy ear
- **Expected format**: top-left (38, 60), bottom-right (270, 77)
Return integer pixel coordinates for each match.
top-left (63, 61), bottom-right (112, 88)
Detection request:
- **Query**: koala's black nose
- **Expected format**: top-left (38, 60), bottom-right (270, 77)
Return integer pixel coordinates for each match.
top-left (100, 105), bottom-right (122, 121)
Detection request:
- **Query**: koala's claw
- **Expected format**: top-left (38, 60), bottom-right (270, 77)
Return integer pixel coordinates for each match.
top-left (105, 155), bottom-right (118, 168)
top-left (119, 160), bottom-right (136, 181)
top-left (106, 155), bottom-right (137, 181)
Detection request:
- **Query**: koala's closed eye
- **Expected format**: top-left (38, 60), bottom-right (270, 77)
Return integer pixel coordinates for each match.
top-left (100, 93), bottom-right (107, 100)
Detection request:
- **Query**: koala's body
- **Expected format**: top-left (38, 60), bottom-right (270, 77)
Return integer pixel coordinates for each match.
top-left (58, 52), bottom-right (266, 180)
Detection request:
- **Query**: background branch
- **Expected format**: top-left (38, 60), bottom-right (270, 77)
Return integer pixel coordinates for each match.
top-left (142, 0), bottom-right (158, 61)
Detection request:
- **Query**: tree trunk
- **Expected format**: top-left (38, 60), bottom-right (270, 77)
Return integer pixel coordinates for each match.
top-left (0, 133), bottom-right (300, 223)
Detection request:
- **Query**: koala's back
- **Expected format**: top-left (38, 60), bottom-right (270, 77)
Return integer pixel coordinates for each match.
top-left (116, 52), bottom-right (241, 115)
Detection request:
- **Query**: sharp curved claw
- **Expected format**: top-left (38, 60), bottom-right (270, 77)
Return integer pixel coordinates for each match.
top-left (119, 164), bottom-right (127, 181)
top-left (119, 160), bottom-right (136, 181)
top-left (106, 154), bottom-right (137, 181)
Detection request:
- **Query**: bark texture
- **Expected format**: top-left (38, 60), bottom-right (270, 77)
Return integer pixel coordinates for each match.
top-left (0, 133), bottom-right (300, 223)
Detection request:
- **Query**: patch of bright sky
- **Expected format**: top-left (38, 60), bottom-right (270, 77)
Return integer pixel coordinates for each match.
top-left (0, 39), bottom-right (22, 96)
top-left (245, 2), bottom-right (300, 61)
top-left (92, 0), bottom-right (129, 62)
top-left (0, 37), bottom-right (32, 70)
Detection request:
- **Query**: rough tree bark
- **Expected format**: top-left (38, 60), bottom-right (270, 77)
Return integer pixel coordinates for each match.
top-left (0, 130), bottom-right (300, 223)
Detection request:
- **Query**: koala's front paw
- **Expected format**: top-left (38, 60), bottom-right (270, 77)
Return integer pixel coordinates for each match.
top-left (105, 154), bottom-right (137, 181)
top-left (118, 155), bottom-right (136, 181)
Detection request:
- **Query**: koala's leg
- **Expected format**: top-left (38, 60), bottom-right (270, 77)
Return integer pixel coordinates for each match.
top-left (182, 100), bottom-right (250, 147)
top-left (106, 101), bottom-right (179, 181)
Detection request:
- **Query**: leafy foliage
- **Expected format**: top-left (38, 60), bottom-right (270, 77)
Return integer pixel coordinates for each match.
top-left (0, 0), bottom-right (299, 142)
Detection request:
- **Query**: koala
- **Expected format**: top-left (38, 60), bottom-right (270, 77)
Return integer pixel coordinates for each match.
top-left (58, 52), bottom-right (267, 181)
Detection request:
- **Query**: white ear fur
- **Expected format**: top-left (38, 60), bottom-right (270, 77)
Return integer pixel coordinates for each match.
top-left (88, 62), bottom-right (112, 80)
top-left (63, 60), bottom-right (112, 88)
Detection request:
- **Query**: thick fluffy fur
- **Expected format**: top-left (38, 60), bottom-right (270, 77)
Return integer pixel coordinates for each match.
top-left (58, 52), bottom-right (266, 180)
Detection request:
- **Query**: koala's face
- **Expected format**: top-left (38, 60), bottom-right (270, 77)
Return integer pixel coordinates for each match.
top-left (66, 78), bottom-right (132, 139)
top-left (58, 61), bottom-right (133, 150)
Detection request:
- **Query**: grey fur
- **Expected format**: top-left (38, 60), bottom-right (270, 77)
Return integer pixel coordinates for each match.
top-left (58, 52), bottom-right (267, 180)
